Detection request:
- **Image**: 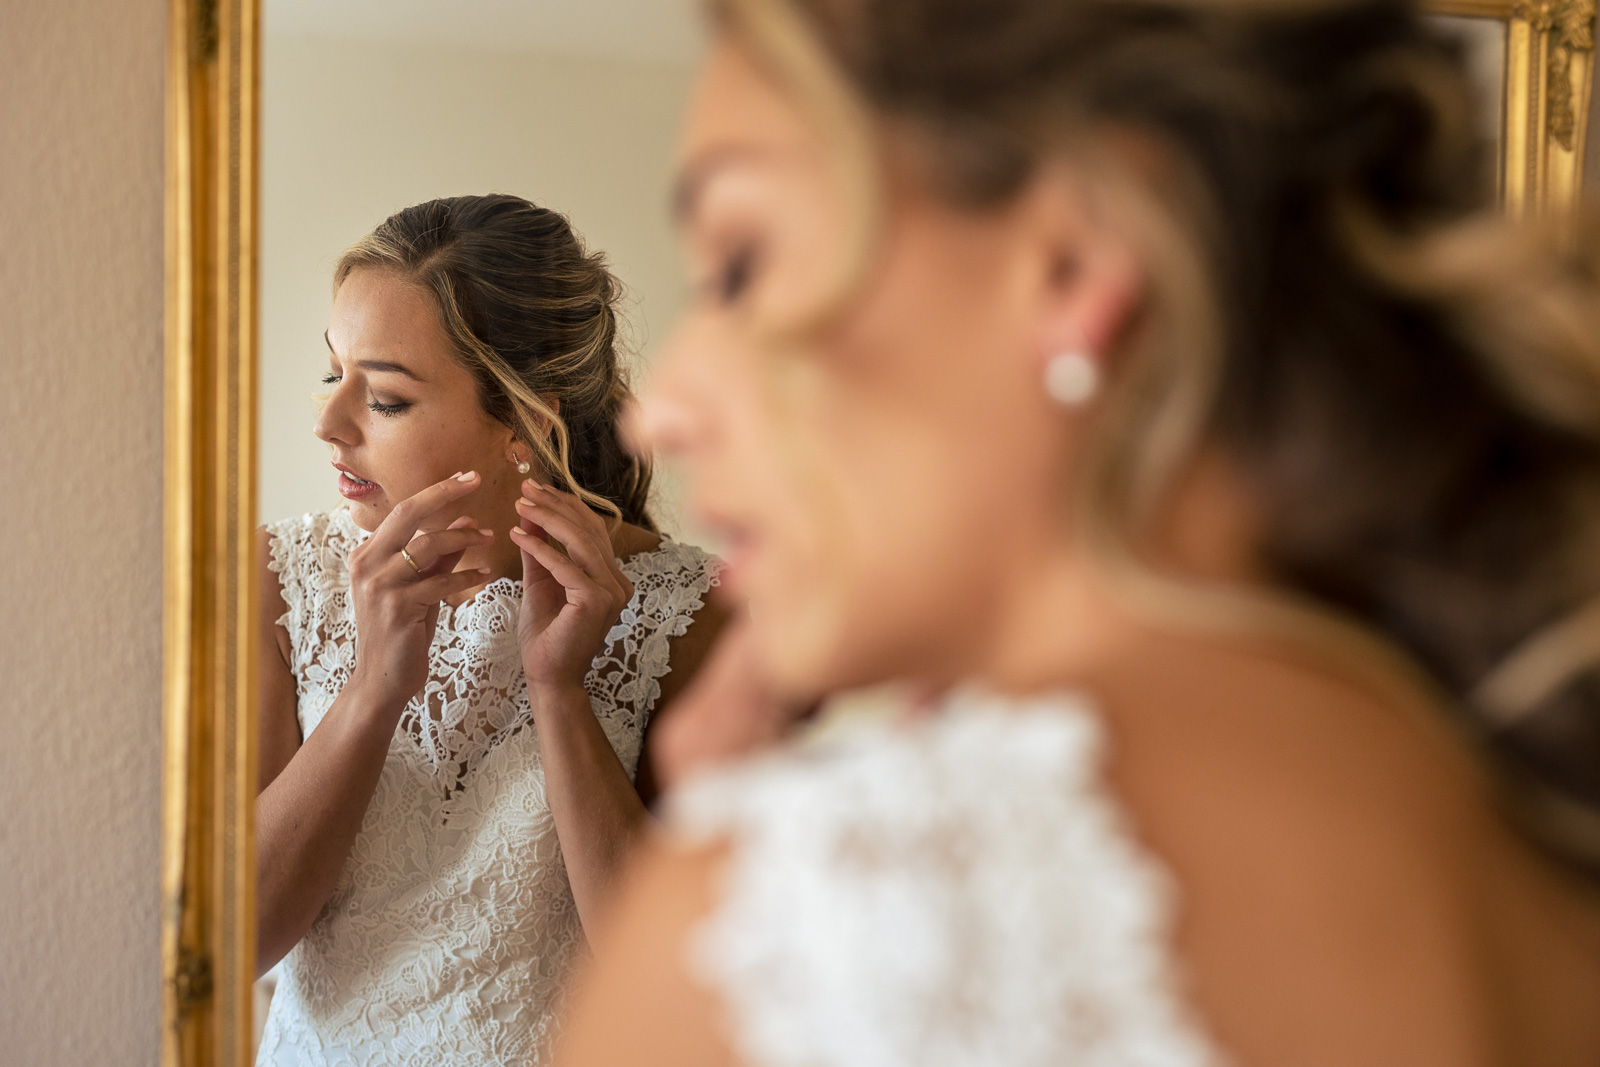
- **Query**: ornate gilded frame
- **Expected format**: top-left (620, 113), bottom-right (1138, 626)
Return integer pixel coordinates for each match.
top-left (1431, 0), bottom-right (1596, 215)
top-left (156, 0), bottom-right (1591, 1065)
top-left (161, 0), bottom-right (259, 1064)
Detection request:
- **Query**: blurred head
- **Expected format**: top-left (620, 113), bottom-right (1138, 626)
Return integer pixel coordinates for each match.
top-left (644, 0), bottom-right (1600, 867)
top-left (319, 194), bottom-right (653, 532)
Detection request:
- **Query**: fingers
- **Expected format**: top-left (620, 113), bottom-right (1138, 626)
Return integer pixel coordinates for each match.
top-left (410, 565), bottom-right (495, 603)
top-left (514, 497), bottom-right (611, 576)
top-left (508, 525), bottom-right (617, 609)
top-left (516, 481), bottom-right (629, 589)
top-left (403, 525), bottom-right (494, 577)
top-left (367, 470), bottom-right (482, 556)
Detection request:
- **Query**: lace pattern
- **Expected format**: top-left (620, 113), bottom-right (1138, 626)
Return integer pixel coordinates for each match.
top-left (257, 508), bottom-right (720, 1067)
top-left (669, 690), bottom-right (1229, 1067)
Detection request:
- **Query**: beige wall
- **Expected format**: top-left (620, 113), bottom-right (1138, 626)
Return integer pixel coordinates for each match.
top-left (260, 34), bottom-right (700, 535)
top-left (0, 0), bottom-right (166, 1063)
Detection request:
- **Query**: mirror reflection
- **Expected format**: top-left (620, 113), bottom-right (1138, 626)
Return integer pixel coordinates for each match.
top-left (245, 0), bottom-right (1600, 1065)
top-left (255, 3), bottom-right (725, 1062)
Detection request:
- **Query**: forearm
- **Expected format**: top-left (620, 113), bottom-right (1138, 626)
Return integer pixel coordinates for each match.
top-left (255, 681), bottom-right (403, 975)
top-left (530, 682), bottom-right (654, 934)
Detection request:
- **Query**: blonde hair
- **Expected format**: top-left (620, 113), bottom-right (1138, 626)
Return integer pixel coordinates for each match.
top-left (336, 194), bottom-right (654, 529)
top-left (714, 0), bottom-right (1600, 875)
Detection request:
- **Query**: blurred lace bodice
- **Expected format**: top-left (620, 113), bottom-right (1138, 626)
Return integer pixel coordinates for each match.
top-left (257, 508), bottom-right (719, 1067)
top-left (669, 690), bottom-right (1230, 1067)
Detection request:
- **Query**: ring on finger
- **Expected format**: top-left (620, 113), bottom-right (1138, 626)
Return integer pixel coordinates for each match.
top-left (400, 546), bottom-right (422, 575)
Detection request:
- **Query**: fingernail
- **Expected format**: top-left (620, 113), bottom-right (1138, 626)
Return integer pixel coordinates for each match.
top-left (480, 530), bottom-right (494, 538)
top-left (478, 567), bottom-right (492, 574)
top-left (457, 471), bottom-right (477, 482)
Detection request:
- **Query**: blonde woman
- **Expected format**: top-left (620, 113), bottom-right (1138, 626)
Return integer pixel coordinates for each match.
top-left (557, 1), bottom-right (1600, 1064)
top-left (253, 194), bottom-right (724, 1066)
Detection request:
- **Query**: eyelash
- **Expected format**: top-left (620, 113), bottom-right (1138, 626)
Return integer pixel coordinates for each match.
top-left (321, 373), bottom-right (409, 418)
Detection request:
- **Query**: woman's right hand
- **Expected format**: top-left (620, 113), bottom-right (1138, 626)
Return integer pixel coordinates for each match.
top-left (346, 470), bottom-right (495, 712)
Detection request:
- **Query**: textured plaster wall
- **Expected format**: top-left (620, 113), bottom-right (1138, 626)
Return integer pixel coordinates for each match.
top-left (0, 1), bottom-right (167, 1063)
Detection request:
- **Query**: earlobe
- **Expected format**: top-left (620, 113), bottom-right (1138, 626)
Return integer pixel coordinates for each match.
top-left (1032, 213), bottom-right (1144, 409)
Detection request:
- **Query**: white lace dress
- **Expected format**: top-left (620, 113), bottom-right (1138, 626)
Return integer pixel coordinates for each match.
top-left (668, 689), bottom-right (1231, 1067)
top-left (257, 507), bottom-right (720, 1067)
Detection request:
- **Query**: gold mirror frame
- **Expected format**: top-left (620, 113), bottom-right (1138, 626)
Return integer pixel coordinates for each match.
top-left (156, 0), bottom-right (1592, 1063)
top-left (1432, 0), bottom-right (1596, 216)
top-left (162, 0), bottom-right (258, 1063)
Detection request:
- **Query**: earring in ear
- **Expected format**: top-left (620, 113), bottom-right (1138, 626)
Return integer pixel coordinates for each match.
top-left (513, 451), bottom-right (531, 475)
top-left (1043, 349), bottom-right (1099, 407)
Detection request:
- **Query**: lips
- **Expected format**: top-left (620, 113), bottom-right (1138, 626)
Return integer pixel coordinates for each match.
top-left (333, 461), bottom-right (381, 501)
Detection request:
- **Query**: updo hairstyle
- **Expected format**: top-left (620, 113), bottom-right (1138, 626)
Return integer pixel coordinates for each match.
top-left (715, 0), bottom-right (1600, 877)
top-left (336, 193), bottom-right (654, 529)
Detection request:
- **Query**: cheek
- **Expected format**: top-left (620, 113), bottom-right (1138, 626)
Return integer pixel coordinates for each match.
top-left (738, 359), bottom-right (1017, 694)
top-left (369, 409), bottom-right (503, 503)
top-left (739, 224), bottom-right (1054, 689)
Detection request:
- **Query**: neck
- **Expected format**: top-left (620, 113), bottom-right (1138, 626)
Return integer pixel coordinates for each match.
top-left (970, 451), bottom-right (1266, 692)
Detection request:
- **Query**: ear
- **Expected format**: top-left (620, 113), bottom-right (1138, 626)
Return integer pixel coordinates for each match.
top-left (530, 395), bottom-right (563, 442)
top-left (1022, 165), bottom-right (1145, 375)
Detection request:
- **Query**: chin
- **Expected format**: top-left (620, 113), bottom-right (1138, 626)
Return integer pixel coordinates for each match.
top-left (343, 497), bottom-right (388, 532)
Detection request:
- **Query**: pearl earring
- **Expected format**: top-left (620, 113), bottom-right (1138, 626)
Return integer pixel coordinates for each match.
top-left (513, 451), bottom-right (531, 475)
top-left (1043, 350), bottom-right (1099, 407)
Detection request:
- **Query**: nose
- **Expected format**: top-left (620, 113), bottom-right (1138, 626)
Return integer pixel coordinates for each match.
top-left (313, 383), bottom-right (358, 447)
top-left (630, 389), bottom-right (699, 459)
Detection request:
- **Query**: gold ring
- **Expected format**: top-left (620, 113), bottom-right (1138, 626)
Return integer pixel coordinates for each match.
top-left (400, 547), bottom-right (422, 575)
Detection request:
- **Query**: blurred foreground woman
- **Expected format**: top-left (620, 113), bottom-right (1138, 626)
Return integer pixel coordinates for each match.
top-left (559, 0), bottom-right (1600, 1063)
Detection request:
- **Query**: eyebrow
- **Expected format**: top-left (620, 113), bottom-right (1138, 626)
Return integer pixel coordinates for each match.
top-left (324, 330), bottom-right (426, 382)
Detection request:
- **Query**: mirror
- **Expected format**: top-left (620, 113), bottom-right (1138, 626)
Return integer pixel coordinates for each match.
top-left (1426, 0), bottom-right (1596, 215)
top-left (160, 0), bottom-right (1596, 1063)
top-left (253, 2), bottom-right (710, 1063)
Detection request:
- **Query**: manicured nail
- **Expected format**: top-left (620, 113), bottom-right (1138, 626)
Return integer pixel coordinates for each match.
top-left (457, 471), bottom-right (477, 482)
top-left (479, 530), bottom-right (494, 538)
top-left (478, 567), bottom-right (492, 574)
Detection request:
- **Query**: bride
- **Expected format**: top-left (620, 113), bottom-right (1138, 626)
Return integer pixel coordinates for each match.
top-left (556, 0), bottom-right (1600, 1063)
top-left (253, 194), bottom-right (724, 1065)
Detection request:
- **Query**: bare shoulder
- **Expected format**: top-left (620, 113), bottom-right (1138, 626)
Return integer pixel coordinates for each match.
top-left (1087, 628), bottom-right (1522, 1064)
top-left (257, 525), bottom-right (301, 788)
top-left (557, 840), bottom-right (739, 1067)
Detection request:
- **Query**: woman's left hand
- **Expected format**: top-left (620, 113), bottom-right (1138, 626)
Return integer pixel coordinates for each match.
top-left (510, 480), bottom-right (636, 696)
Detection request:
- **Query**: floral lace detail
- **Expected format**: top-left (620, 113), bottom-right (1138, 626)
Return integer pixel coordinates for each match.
top-left (257, 508), bottom-right (720, 1067)
top-left (668, 690), bottom-right (1229, 1067)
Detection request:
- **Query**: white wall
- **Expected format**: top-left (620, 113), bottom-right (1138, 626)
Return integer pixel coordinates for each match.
top-left (260, 34), bottom-right (700, 535)
top-left (0, 0), bottom-right (166, 1062)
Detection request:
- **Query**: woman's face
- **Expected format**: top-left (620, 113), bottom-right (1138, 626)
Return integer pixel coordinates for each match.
top-left (646, 41), bottom-right (1100, 697)
top-left (316, 268), bottom-right (520, 532)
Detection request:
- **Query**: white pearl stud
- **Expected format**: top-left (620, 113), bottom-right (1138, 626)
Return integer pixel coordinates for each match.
top-left (1043, 350), bottom-right (1099, 407)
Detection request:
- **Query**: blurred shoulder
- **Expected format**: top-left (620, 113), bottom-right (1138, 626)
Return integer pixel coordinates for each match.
top-left (1088, 626), bottom-right (1499, 1063)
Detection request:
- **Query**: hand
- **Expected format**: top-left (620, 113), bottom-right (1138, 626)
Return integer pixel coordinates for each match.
top-left (346, 471), bottom-right (495, 711)
top-left (510, 481), bottom-right (636, 697)
top-left (650, 617), bottom-right (819, 790)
